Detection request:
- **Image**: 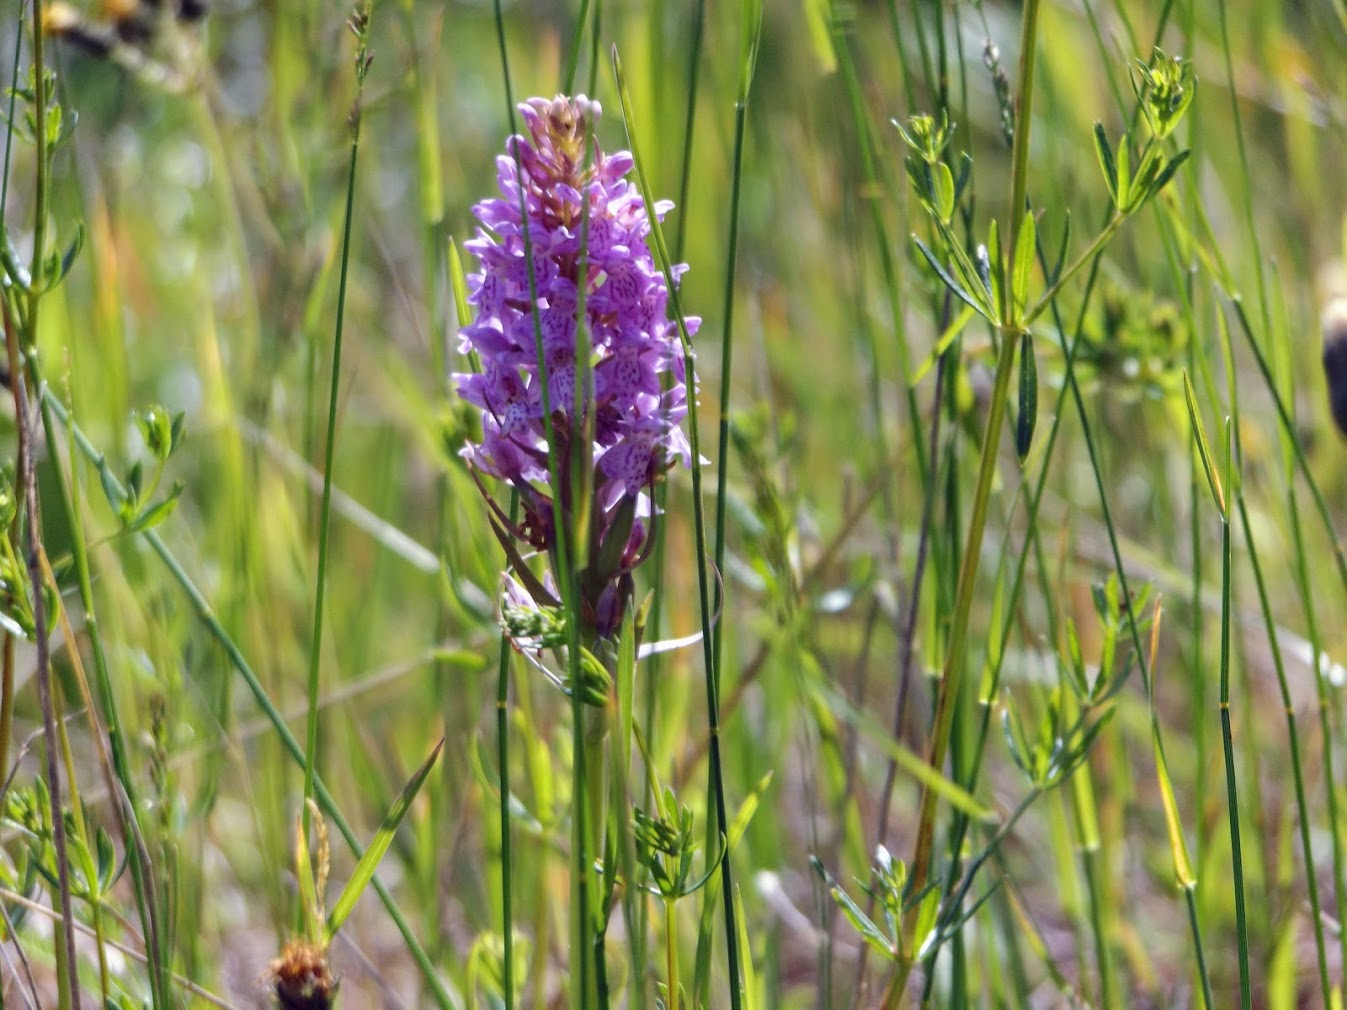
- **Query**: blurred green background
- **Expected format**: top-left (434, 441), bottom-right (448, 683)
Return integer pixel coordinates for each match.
top-left (8, 0), bottom-right (1347, 1005)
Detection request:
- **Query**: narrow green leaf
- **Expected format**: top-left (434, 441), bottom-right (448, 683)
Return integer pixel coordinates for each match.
top-left (1015, 331), bottom-right (1037, 462)
top-left (617, 611), bottom-right (636, 795)
top-left (1149, 149), bottom-right (1192, 200)
top-left (727, 771), bottom-right (774, 853)
top-left (826, 682), bottom-right (993, 821)
top-left (1011, 210), bottom-right (1036, 319)
top-left (736, 0), bottom-right (764, 101)
top-left (913, 236), bottom-right (988, 319)
top-left (984, 219), bottom-right (1002, 317)
top-left (1148, 620), bottom-right (1195, 889)
top-left (734, 884), bottom-right (760, 1010)
top-left (325, 738), bottom-right (444, 943)
top-left (1116, 132), bottom-right (1133, 210)
top-left (485, 514), bottom-right (557, 608)
top-left (1183, 370), bottom-right (1226, 518)
top-left (473, 729), bottom-right (545, 834)
top-left (126, 461), bottom-right (144, 502)
top-left (1154, 721), bottom-right (1196, 888)
top-left (933, 160), bottom-right (955, 223)
top-left (953, 152), bottom-right (973, 202)
top-left (1128, 146), bottom-right (1164, 209)
top-left (1093, 123), bottom-right (1118, 204)
top-left (912, 885), bottom-right (943, 960)
top-left (57, 223), bottom-right (85, 285)
top-left (1051, 210), bottom-right (1072, 284)
top-left (809, 859), bottom-right (893, 958)
top-left (295, 812), bottom-right (320, 943)
top-left (801, 0), bottom-right (837, 72)
top-left (909, 304), bottom-right (976, 386)
top-left (942, 221), bottom-right (997, 314)
top-left (447, 238), bottom-right (471, 328)
top-left (126, 484), bottom-right (184, 533)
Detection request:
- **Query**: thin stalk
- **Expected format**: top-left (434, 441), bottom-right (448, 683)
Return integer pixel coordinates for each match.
top-left (1184, 866), bottom-right (1213, 1008)
top-left (0, 0), bottom-right (21, 799)
top-left (8, 349), bottom-right (79, 1010)
top-left (1214, 0), bottom-right (1272, 341)
top-left (1216, 503), bottom-right (1253, 1010)
top-left (11, 8), bottom-right (81, 1001)
top-left (925, 188), bottom-right (1125, 999)
top-left (586, 0), bottom-right (600, 98)
top-left (1282, 476), bottom-right (1347, 985)
top-left (612, 48), bottom-right (743, 1010)
top-left (497, 490), bottom-right (520, 1010)
top-left (0, 6), bottom-right (21, 219)
top-left (0, 633), bottom-right (10, 802)
top-left (1225, 298), bottom-right (1347, 597)
top-left (712, 0), bottom-right (761, 714)
top-left (672, 0), bottom-right (706, 263)
top-left (586, 704), bottom-right (611, 1007)
top-left (1234, 493), bottom-right (1332, 1007)
top-left (35, 74), bottom-right (180, 1003)
top-left (665, 898), bottom-right (681, 1010)
top-left (1022, 213), bottom-right (1128, 328)
top-left (636, 0), bottom-right (711, 996)
top-left (302, 0), bottom-right (374, 842)
top-left (561, 0), bottom-right (594, 94)
top-left (1080, 847), bottom-right (1116, 1010)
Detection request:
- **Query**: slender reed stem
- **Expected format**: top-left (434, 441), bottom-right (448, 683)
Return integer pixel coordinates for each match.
top-left (34, 369), bottom-right (169, 1009)
top-left (1234, 493), bottom-right (1332, 1007)
top-left (665, 897), bottom-right (681, 1010)
top-left (561, 0), bottom-right (594, 94)
top-left (673, 0), bottom-right (706, 264)
top-left (496, 489), bottom-right (520, 1010)
top-left (10, 11), bottom-right (82, 1002)
top-left (8, 345), bottom-right (80, 1010)
top-left (303, 0), bottom-right (374, 843)
top-left (612, 47), bottom-right (745, 1010)
top-left (1216, 496), bottom-right (1253, 1010)
top-left (0, 0), bottom-right (22, 803)
top-left (711, 0), bottom-right (761, 723)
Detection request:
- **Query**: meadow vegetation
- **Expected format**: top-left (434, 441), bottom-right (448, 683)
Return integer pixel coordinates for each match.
top-left (3, 0), bottom-right (1347, 1007)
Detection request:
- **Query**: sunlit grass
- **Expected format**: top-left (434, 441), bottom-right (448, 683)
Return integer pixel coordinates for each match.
top-left (1, 0), bottom-right (1346, 1007)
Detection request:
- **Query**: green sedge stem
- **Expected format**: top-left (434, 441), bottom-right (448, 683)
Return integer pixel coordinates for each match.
top-left (1235, 493), bottom-right (1332, 1007)
top-left (303, 0), bottom-right (373, 847)
top-left (611, 46), bottom-right (744, 1010)
top-left (1218, 506), bottom-right (1253, 1010)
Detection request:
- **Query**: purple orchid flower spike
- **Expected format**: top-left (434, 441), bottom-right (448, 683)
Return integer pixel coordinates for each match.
top-left (455, 94), bottom-right (698, 642)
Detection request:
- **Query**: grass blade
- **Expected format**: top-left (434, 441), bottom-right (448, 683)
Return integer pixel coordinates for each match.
top-left (325, 738), bottom-right (445, 943)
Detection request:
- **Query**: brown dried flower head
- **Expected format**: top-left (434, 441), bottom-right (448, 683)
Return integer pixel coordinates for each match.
top-left (269, 939), bottom-right (338, 1010)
